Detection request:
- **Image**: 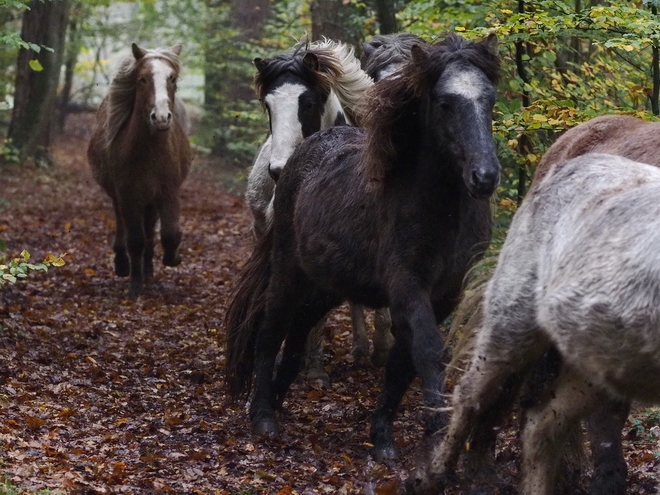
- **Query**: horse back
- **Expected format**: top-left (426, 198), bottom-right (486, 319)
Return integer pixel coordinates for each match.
top-left (275, 126), bottom-right (387, 306)
top-left (533, 115), bottom-right (660, 187)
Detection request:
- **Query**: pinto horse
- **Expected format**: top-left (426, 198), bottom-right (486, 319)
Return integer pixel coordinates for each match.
top-left (410, 152), bottom-right (660, 495)
top-left (245, 38), bottom-right (391, 384)
top-left (225, 33), bottom-right (501, 461)
top-left (87, 44), bottom-right (191, 296)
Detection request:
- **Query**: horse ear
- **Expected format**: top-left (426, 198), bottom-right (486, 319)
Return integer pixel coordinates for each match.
top-left (254, 57), bottom-right (269, 73)
top-left (410, 44), bottom-right (428, 67)
top-left (482, 33), bottom-right (498, 56)
top-left (132, 43), bottom-right (147, 61)
top-left (363, 39), bottom-right (381, 58)
top-left (302, 52), bottom-right (319, 72)
top-left (170, 43), bottom-right (183, 56)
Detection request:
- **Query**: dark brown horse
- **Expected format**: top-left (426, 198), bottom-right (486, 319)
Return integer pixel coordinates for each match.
top-left (225, 33), bottom-right (501, 461)
top-left (87, 43), bottom-right (191, 296)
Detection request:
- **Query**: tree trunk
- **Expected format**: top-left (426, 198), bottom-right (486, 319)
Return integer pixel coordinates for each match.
top-left (58, 10), bottom-right (83, 130)
top-left (8, 0), bottom-right (70, 164)
top-left (374, 0), bottom-right (397, 35)
top-left (311, 0), bottom-right (359, 44)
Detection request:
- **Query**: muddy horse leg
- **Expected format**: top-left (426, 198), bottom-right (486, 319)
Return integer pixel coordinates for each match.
top-left (350, 303), bottom-right (370, 363)
top-left (407, 319), bottom-right (547, 494)
top-left (111, 197), bottom-right (129, 277)
top-left (371, 281), bottom-right (444, 461)
top-left (371, 308), bottom-right (393, 367)
top-left (305, 315), bottom-right (331, 388)
top-left (588, 399), bottom-right (630, 495)
top-left (143, 203), bottom-right (158, 281)
top-left (521, 367), bottom-right (599, 495)
top-left (274, 291), bottom-right (338, 406)
top-left (158, 195), bottom-right (182, 267)
top-left (250, 276), bottom-right (322, 435)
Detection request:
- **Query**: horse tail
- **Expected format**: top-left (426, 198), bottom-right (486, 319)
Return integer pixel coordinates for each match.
top-left (224, 225), bottom-right (274, 400)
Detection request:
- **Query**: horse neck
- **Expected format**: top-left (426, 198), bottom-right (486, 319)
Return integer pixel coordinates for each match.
top-left (322, 91), bottom-right (349, 127)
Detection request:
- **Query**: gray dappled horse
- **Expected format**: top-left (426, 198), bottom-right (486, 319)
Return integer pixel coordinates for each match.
top-left (409, 152), bottom-right (660, 494)
top-left (225, 33), bottom-right (501, 461)
top-left (87, 44), bottom-right (191, 297)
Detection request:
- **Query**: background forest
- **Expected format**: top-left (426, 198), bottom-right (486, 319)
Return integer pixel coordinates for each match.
top-left (2, 1), bottom-right (660, 494)
top-left (1, 0), bottom-right (660, 224)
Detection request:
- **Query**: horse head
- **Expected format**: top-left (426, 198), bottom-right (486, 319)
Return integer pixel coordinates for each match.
top-left (132, 43), bottom-right (182, 133)
top-left (416, 34), bottom-right (501, 198)
top-left (253, 41), bottom-right (349, 181)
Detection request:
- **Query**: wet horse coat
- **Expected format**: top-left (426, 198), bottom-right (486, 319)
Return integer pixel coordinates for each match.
top-left (225, 33), bottom-right (501, 460)
top-left (411, 152), bottom-right (660, 494)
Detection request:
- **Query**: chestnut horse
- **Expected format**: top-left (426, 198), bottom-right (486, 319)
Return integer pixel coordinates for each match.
top-left (87, 43), bottom-right (191, 296)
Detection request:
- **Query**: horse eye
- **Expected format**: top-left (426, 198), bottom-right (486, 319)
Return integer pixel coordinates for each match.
top-left (138, 77), bottom-right (147, 85)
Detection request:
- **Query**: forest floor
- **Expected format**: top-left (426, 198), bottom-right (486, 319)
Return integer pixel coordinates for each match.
top-left (0, 113), bottom-right (659, 494)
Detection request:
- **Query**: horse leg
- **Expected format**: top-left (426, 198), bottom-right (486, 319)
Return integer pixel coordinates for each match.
top-left (119, 200), bottom-right (146, 296)
top-left (275, 292), bottom-right (337, 406)
top-left (250, 275), bottom-right (312, 436)
top-left (408, 320), bottom-right (547, 494)
top-left (371, 308), bottom-right (393, 367)
top-left (143, 203), bottom-right (158, 281)
top-left (349, 303), bottom-right (370, 363)
top-left (111, 197), bottom-right (129, 277)
top-left (521, 366), bottom-right (599, 495)
top-left (305, 315), bottom-right (331, 388)
top-left (588, 399), bottom-right (630, 495)
top-left (371, 283), bottom-right (443, 461)
top-left (370, 331), bottom-right (416, 461)
top-left (158, 196), bottom-right (182, 267)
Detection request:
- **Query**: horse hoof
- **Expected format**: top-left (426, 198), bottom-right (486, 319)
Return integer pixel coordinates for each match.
top-left (306, 368), bottom-right (330, 389)
top-left (370, 349), bottom-right (390, 368)
top-left (253, 416), bottom-right (278, 436)
top-left (352, 345), bottom-right (369, 365)
top-left (405, 468), bottom-right (444, 495)
top-left (114, 257), bottom-right (130, 277)
top-left (372, 444), bottom-right (398, 462)
top-left (162, 253), bottom-right (181, 267)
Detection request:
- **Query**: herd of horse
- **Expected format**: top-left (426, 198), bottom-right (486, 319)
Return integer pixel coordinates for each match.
top-left (85, 31), bottom-right (660, 494)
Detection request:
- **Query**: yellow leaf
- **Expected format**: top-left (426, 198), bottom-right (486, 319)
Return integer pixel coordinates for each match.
top-left (20, 250), bottom-right (30, 262)
top-left (622, 45), bottom-right (634, 52)
top-left (29, 59), bottom-right (43, 72)
top-left (501, 9), bottom-right (513, 14)
top-left (532, 114), bottom-right (548, 122)
top-left (455, 26), bottom-right (466, 32)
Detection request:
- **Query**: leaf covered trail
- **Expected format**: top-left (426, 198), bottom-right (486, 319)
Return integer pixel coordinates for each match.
top-left (0, 114), bottom-right (658, 494)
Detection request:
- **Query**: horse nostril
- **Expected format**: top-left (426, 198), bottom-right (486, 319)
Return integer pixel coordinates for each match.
top-left (268, 164), bottom-right (280, 182)
top-left (150, 112), bottom-right (157, 122)
top-left (167, 112), bottom-right (172, 123)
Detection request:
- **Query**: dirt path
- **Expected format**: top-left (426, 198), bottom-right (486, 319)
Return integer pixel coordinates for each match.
top-left (0, 114), bottom-right (657, 494)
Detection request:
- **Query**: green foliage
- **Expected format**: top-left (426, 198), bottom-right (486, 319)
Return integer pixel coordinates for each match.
top-left (0, 249), bottom-right (65, 286)
top-left (398, 0), bottom-right (660, 214)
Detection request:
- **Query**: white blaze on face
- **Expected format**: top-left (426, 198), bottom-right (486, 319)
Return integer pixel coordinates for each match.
top-left (322, 92), bottom-right (346, 127)
top-left (444, 67), bottom-right (486, 101)
top-left (264, 82), bottom-right (307, 175)
top-left (443, 67), bottom-right (489, 124)
top-left (150, 58), bottom-right (174, 129)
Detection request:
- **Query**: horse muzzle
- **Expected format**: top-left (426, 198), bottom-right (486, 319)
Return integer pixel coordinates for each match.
top-left (466, 162), bottom-right (500, 199)
top-left (151, 110), bottom-right (173, 132)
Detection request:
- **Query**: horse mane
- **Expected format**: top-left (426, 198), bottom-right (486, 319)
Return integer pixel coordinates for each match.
top-left (103, 46), bottom-right (182, 149)
top-left (360, 33), bottom-right (501, 183)
top-left (318, 38), bottom-right (374, 126)
top-left (253, 37), bottom-right (373, 126)
top-left (362, 32), bottom-right (426, 80)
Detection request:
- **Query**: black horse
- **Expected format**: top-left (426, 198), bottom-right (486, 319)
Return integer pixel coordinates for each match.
top-left (225, 33), bottom-right (501, 461)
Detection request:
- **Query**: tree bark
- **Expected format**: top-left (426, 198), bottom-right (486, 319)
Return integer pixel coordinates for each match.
top-left (374, 0), bottom-right (397, 35)
top-left (8, 0), bottom-right (70, 164)
top-left (311, 0), bottom-right (360, 44)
